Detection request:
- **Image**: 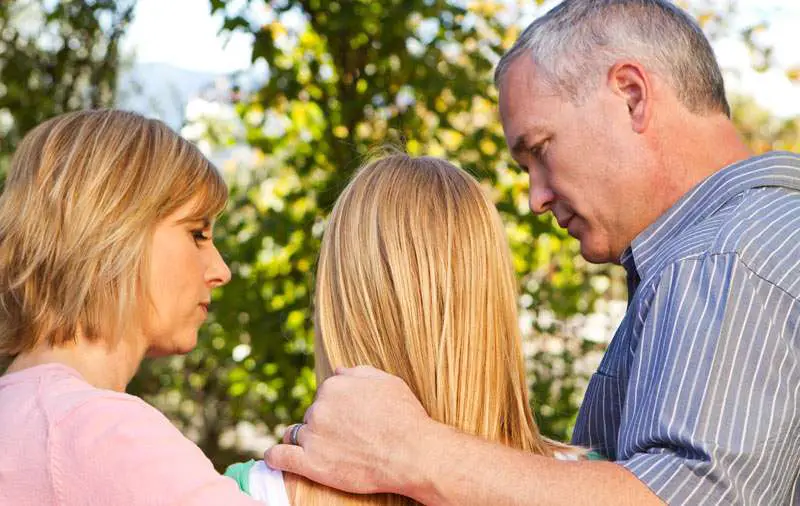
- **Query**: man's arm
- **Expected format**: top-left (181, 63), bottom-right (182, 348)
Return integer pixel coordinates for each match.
top-left (266, 254), bottom-right (799, 505)
top-left (265, 366), bottom-right (662, 506)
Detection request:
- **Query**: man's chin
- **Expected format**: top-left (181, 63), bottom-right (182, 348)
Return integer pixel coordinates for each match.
top-left (579, 241), bottom-right (616, 264)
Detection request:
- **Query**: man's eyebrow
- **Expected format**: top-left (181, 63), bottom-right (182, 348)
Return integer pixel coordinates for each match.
top-left (511, 135), bottom-right (529, 156)
top-left (510, 127), bottom-right (546, 156)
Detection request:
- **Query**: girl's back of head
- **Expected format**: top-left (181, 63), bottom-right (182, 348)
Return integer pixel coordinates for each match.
top-left (302, 153), bottom-right (554, 505)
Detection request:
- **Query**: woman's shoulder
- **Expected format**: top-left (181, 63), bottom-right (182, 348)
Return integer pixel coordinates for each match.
top-left (3, 363), bottom-right (160, 426)
top-left (52, 385), bottom-right (180, 445)
top-left (0, 363), bottom-right (184, 456)
top-left (0, 363), bottom-right (234, 505)
top-left (41, 369), bottom-right (258, 505)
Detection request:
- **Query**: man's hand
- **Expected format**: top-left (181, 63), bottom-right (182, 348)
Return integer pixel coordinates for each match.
top-left (265, 366), bottom-right (435, 496)
top-left (265, 365), bottom-right (663, 506)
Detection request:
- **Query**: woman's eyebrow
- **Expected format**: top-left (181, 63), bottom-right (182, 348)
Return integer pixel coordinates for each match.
top-left (177, 216), bottom-right (211, 227)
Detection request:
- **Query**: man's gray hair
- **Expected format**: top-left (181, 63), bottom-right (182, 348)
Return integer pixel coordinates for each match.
top-left (495, 0), bottom-right (730, 117)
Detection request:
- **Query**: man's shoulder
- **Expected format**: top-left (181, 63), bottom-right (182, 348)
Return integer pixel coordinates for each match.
top-left (712, 186), bottom-right (798, 289)
top-left (663, 185), bottom-right (800, 296)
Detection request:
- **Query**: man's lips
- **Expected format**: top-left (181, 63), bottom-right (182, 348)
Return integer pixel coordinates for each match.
top-left (556, 215), bottom-right (574, 229)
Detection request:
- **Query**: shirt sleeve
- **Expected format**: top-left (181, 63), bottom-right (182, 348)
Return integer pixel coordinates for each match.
top-left (50, 394), bottom-right (263, 506)
top-left (225, 459), bottom-right (258, 494)
top-left (617, 253), bottom-right (799, 505)
top-left (224, 459), bottom-right (291, 505)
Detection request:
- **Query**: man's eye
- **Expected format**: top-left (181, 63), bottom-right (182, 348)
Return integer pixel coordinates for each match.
top-left (531, 142), bottom-right (547, 159)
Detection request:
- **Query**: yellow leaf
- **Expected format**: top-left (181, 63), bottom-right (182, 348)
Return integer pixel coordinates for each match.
top-left (269, 21), bottom-right (287, 40)
top-left (479, 138), bottom-right (498, 156)
top-left (696, 12), bottom-right (714, 28)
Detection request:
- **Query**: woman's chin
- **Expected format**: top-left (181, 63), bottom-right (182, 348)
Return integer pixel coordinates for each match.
top-left (145, 336), bottom-right (198, 357)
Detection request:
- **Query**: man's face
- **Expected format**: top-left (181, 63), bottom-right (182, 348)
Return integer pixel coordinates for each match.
top-left (498, 56), bottom-right (654, 264)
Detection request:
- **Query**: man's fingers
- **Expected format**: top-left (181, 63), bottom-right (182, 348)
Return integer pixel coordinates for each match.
top-left (281, 423), bottom-right (307, 446)
top-left (264, 444), bottom-right (307, 476)
top-left (302, 403), bottom-right (315, 425)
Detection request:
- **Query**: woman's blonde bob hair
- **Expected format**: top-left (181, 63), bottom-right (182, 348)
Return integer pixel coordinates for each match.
top-left (0, 109), bottom-right (227, 357)
top-left (297, 153), bottom-right (562, 505)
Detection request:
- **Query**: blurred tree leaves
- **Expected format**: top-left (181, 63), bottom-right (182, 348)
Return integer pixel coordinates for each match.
top-left (131, 0), bottom-right (798, 471)
top-left (129, 0), bottom-right (613, 469)
top-left (0, 0), bottom-right (135, 183)
top-left (0, 0), bottom-right (796, 472)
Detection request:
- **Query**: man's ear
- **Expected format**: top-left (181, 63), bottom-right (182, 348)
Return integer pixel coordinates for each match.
top-left (607, 61), bottom-right (652, 134)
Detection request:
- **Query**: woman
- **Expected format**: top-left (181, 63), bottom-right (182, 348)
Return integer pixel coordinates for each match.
top-left (227, 154), bottom-right (597, 505)
top-left (0, 110), bottom-right (260, 505)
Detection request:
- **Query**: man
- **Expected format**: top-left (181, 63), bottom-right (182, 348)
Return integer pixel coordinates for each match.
top-left (267, 1), bottom-right (800, 504)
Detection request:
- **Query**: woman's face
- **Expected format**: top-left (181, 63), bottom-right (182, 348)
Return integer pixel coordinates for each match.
top-left (142, 198), bottom-right (231, 356)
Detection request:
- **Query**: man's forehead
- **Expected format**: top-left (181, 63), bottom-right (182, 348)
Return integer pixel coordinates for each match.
top-left (499, 89), bottom-right (550, 146)
top-left (498, 56), bottom-right (565, 104)
top-left (499, 56), bottom-right (541, 94)
top-left (498, 61), bottom-right (565, 143)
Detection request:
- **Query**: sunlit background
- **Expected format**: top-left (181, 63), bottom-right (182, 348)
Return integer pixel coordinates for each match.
top-left (1, 0), bottom-right (797, 470)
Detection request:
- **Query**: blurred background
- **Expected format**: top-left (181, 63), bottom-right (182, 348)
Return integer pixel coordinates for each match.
top-left (0, 0), bottom-right (797, 471)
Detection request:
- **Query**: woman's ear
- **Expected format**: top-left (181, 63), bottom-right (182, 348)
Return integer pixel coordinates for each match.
top-left (607, 61), bottom-right (652, 134)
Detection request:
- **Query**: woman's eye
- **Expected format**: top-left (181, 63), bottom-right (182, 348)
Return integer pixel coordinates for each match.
top-left (192, 230), bottom-right (210, 243)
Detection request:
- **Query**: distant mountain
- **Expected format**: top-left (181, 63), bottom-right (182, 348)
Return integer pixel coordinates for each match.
top-left (116, 62), bottom-right (220, 130)
top-left (116, 62), bottom-right (266, 130)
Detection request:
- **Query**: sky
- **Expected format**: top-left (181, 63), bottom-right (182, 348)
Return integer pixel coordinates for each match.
top-left (122, 0), bottom-right (800, 118)
top-left (121, 0), bottom-right (255, 74)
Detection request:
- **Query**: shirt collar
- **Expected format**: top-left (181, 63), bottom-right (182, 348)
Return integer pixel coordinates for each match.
top-left (622, 151), bottom-right (800, 283)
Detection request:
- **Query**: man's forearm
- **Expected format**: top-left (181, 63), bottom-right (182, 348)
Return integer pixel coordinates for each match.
top-left (403, 422), bottom-right (663, 506)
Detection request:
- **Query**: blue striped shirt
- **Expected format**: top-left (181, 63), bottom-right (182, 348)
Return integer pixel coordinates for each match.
top-left (572, 151), bottom-right (800, 505)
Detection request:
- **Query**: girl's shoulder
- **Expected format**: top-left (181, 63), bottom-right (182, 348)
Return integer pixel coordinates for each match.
top-left (553, 449), bottom-right (608, 461)
top-left (225, 459), bottom-right (292, 506)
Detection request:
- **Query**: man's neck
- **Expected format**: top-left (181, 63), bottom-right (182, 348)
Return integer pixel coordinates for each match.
top-left (656, 113), bottom-right (752, 195)
top-left (614, 112), bottom-right (753, 262)
top-left (641, 113), bottom-right (751, 236)
top-left (7, 336), bottom-right (145, 392)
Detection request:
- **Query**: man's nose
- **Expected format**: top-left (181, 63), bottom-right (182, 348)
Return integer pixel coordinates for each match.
top-left (529, 171), bottom-right (555, 214)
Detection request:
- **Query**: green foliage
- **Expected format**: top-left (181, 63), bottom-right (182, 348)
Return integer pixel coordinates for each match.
top-left (0, 0), bottom-right (135, 188)
top-left (1, 0), bottom-right (796, 474)
top-left (132, 1), bottom-right (800, 471)
top-left (130, 0), bottom-right (617, 470)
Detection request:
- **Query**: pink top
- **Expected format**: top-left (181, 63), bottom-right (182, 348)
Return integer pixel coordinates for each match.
top-left (0, 363), bottom-right (261, 506)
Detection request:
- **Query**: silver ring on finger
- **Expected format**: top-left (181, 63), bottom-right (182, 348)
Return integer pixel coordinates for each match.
top-left (289, 423), bottom-right (305, 446)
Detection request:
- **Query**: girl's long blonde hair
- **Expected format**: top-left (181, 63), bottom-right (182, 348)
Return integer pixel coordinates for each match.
top-left (294, 154), bottom-right (562, 505)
